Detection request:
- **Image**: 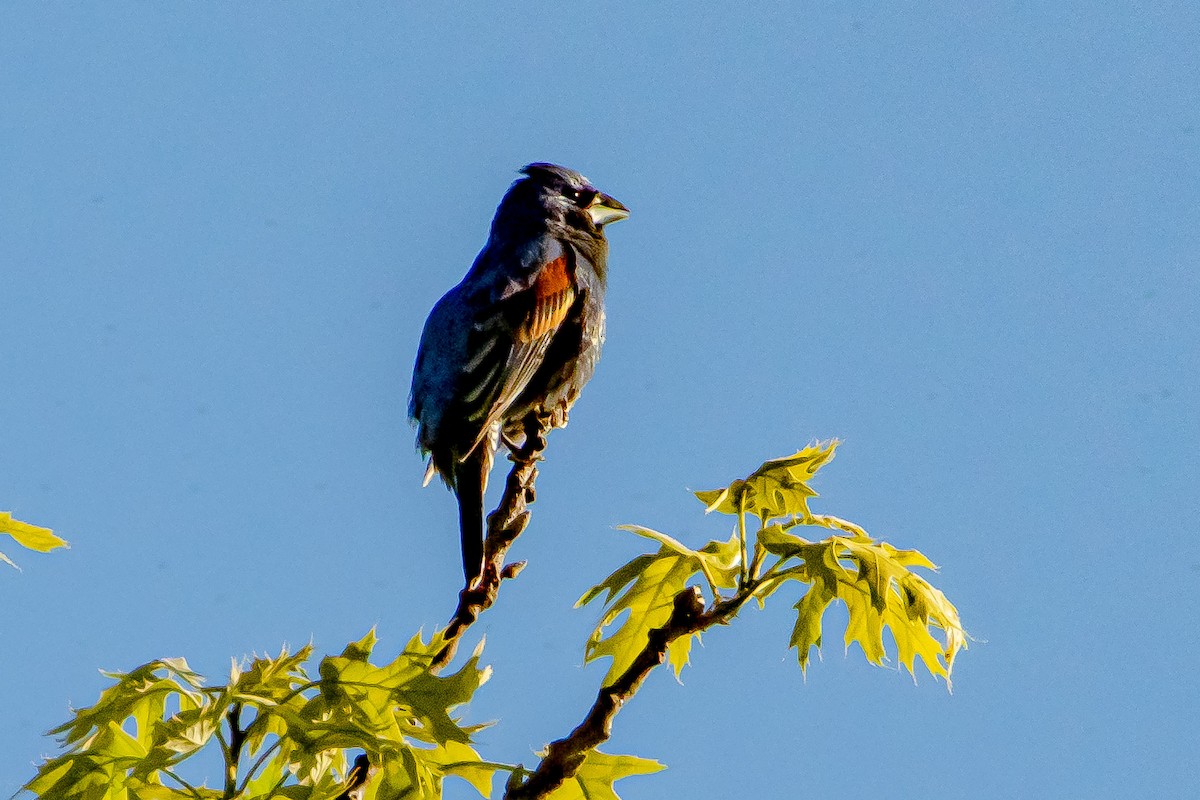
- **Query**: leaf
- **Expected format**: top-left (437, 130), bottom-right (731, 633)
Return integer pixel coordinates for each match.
top-left (1, 511), bottom-right (68, 569)
top-left (22, 758), bottom-right (74, 795)
top-left (243, 756), bottom-right (289, 798)
top-left (617, 525), bottom-right (741, 593)
top-left (340, 628), bottom-right (378, 662)
top-left (424, 739), bottom-right (497, 798)
top-left (157, 697), bottom-right (227, 756)
top-left (233, 644), bottom-right (315, 707)
top-left (0, 511), bottom-right (68, 551)
top-left (126, 779), bottom-right (220, 800)
top-left (575, 555), bottom-right (656, 610)
top-left (694, 441), bottom-right (840, 521)
top-left (772, 535), bottom-right (966, 685)
top-left (50, 660), bottom-right (205, 748)
top-left (541, 750), bottom-right (665, 800)
top-left (23, 756), bottom-right (114, 799)
top-left (579, 535), bottom-right (738, 685)
top-left (789, 578), bottom-right (837, 674)
top-left (316, 630), bottom-right (490, 748)
top-left (93, 719), bottom-right (150, 763)
top-left (666, 631), bottom-right (697, 678)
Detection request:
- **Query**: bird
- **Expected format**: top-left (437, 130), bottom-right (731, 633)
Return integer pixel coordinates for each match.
top-left (409, 163), bottom-right (629, 585)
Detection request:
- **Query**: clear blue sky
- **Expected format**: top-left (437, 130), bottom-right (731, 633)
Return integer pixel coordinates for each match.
top-left (2, 3), bottom-right (1197, 798)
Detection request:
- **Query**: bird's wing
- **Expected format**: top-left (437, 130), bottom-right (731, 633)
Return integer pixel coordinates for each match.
top-left (460, 239), bottom-right (577, 455)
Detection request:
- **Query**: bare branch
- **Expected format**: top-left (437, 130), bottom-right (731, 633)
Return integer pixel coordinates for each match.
top-left (432, 414), bottom-right (547, 671)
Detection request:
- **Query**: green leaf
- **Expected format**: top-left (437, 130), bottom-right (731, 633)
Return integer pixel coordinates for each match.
top-left (1, 511), bottom-right (68, 569)
top-left (315, 631), bottom-right (490, 747)
top-left (243, 755), bottom-right (288, 798)
top-left (125, 779), bottom-right (220, 800)
top-left (694, 441), bottom-right (840, 521)
top-left (23, 756), bottom-right (113, 800)
top-left (769, 535), bottom-right (966, 685)
top-left (789, 578), bottom-right (838, 674)
top-left (581, 550), bottom-right (693, 686)
top-left (580, 535), bottom-right (738, 685)
top-left (424, 739), bottom-right (498, 798)
top-left (836, 538), bottom-right (964, 679)
top-left (617, 525), bottom-right (741, 594)
top-left (22, 758), bottom-right (74, 795)
top-left (803, 513), bottom-right (869, 538)
top-left (131, 687), bottom-right (167, 748)
top-left (232, 644), bottom-right (315, 716)
top-left (50, 660), bottom-right (205, 749)
top-left (340, 628), bottom-right (378, 662)
top-left (0, 511), bottom-right (68, 552)
top-left (666, 630), bottom-right (698, 678)
top-left (575, 555), bottom-right (656, 610)
top-left (756, 524), bottom-right (817, 558)
top-left (541, 750), bottom-right (665, 800)
top-left (157, 697), bottom-right (226, 756)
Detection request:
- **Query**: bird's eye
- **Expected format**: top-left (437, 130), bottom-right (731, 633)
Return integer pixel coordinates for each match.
top-left (567, 188), bottom-right (596, 206)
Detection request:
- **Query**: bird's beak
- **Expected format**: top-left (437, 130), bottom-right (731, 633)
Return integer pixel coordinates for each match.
top-left (587, 192), bottom-right (630, 227)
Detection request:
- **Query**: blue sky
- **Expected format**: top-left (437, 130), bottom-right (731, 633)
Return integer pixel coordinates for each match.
top-left (2, 3), bottom-right (1197, 797)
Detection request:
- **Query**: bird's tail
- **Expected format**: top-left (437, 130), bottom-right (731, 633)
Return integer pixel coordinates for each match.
top-left (453, 447), bottom-right (489, 585)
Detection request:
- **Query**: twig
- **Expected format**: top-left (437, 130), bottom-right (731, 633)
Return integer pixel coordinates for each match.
top-left (432, 413), bottom-right (547, 671)
top-left (505, 585), bottom-right (754, 799)
top-left (222, 702), bottom-right (244, 799)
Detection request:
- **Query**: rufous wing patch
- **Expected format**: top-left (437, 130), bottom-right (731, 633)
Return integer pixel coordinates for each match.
top-left (520, 256), bottom-right (576, 341)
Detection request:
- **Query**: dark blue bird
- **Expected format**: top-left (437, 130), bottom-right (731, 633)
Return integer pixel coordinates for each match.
top-left (409, 163), bottom-right (629, 584)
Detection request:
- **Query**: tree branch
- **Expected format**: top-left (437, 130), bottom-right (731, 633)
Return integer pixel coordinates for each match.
top-left (505, 584), bottom-right (754, 799)
top-left (222, 702), bottom-right (244, 799)
top-left (432, 414), bottom-right (547, 671)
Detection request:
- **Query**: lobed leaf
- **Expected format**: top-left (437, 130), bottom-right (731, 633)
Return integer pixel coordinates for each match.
top-left (540, 749), bottom-right (665, 800)
top-left (768, 534), bottom-right (966, 685)
top-left (424, 739), bottom-right (498, 798)
top-left (579, 534), bottom-right (739, 685)
top-left (49, 659), bottom-right (205, 749)
top-left (694, 441), bottom-right (840, 521)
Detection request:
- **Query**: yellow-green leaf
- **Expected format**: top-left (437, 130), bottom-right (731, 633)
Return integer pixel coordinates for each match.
top-left (541, 750), bottom-right (665, 800)
top-left (100, 720), bottom-right (148, 760)
top-left (790, 536), bottom-right (966, 686)
top-left (581, 550), bottom-right (696, 685)
top-left (23, 758), bottom-right (73, 795)
top-left (616, 526), bottom-right (741, 593)
top-left (790, 579), bottom-right (837, 674)
top-left (694, 441), bottom-right (840, 521)
top-left (426, 740), bottom-right (497, 797)
top-left (666, 631), bottom-right (698, 678)
top-left (1, 511), bottom-right (68, 569)
top-left (0, 511), bottom-right (68, 552)
top-left (580, 535), bottom-right (737, 684)
top-left (243, 756), bottom-right (289, 798)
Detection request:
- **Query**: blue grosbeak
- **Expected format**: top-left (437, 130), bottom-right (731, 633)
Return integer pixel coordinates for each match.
top-left (409, 163), bottom-right (629, 584)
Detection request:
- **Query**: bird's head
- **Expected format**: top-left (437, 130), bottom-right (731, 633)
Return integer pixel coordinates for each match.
top-left (513, 162), bottom-right (629, 234)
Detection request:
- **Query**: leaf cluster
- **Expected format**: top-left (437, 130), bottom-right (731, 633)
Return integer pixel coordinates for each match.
top-left (25, 632), bottom-right (499, 800)
top-left (580, 441), bottom-right (967, 686)
top-left (25, 630), bottom-right (655, 800)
